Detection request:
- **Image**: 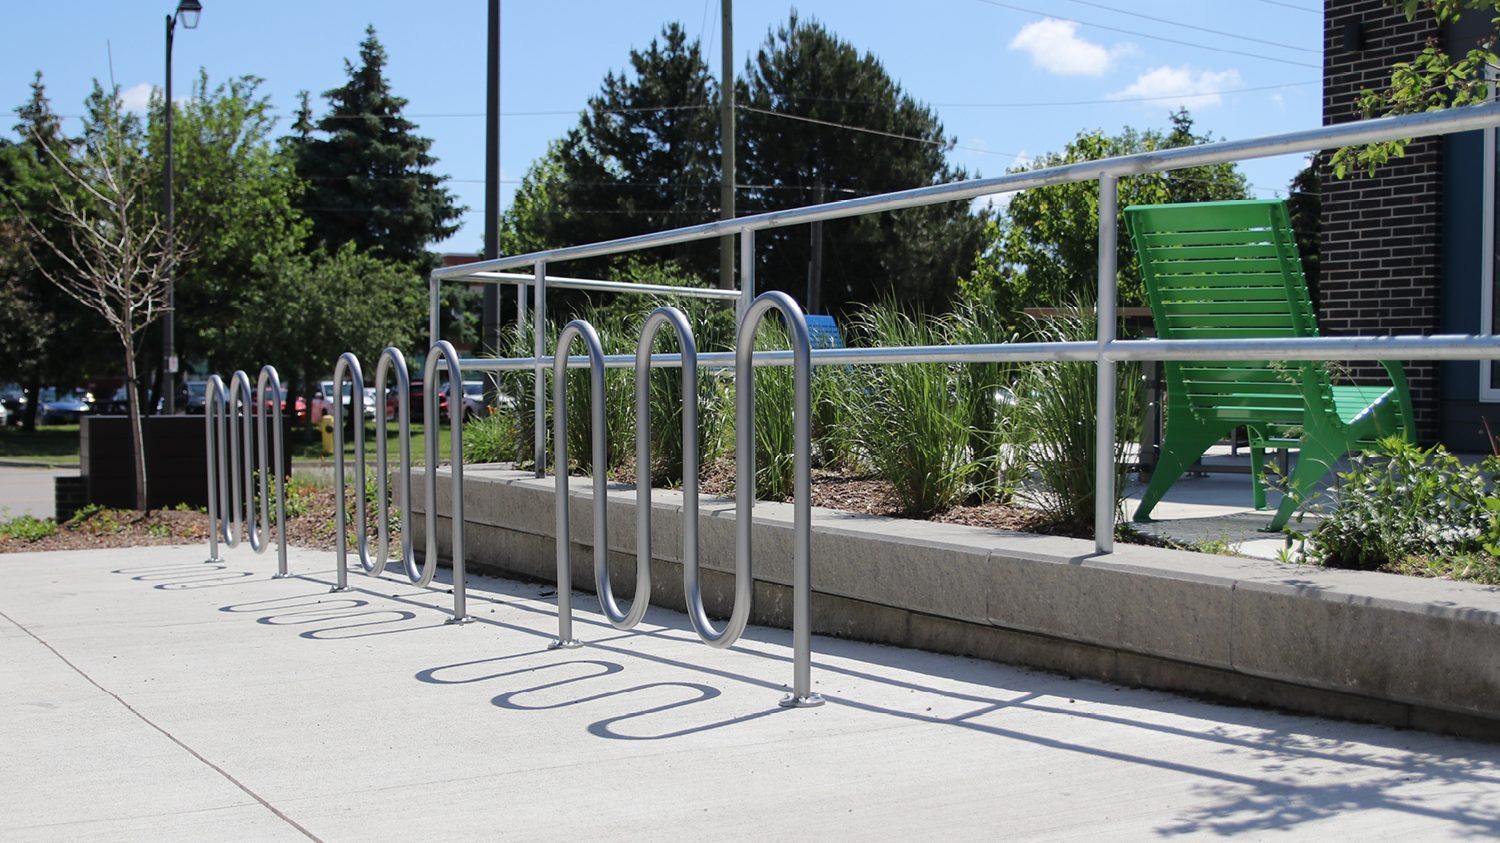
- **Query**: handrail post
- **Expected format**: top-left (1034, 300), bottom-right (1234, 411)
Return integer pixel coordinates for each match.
top-left (737, 230), bottom-right (755, 325)
top-left (424, 340), bottom-right (473, 624)
top-left (533, 261), bottom-right (547, 478)
top-left (1094, 173), bottom-right (1119, 555)
top-left (429, 275), bottom-right (440, 347)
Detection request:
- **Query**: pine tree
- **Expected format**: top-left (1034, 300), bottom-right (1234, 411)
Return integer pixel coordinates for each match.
top-left (295, 26), bottom-right (461, 265)
top-left (506, 23), bottom-right (721, 280)
top-left (737, 13), bottom-right (986, 312)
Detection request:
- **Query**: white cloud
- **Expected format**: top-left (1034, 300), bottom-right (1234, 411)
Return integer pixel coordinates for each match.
top-left (119, 82), bottom-right (155, 114)
top-left (1270, 92), bottom-right (1286, 111)
top-left (1108, 66), bottom-right (1244, 110)
top-left (971, 192), bottom-right (1016, 215)
top-left (1008, 19), bottom-right (1132, 77)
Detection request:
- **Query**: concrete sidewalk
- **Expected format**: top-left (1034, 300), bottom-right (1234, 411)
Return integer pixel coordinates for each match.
top-left (4, 545), bottom-right (1500, 840)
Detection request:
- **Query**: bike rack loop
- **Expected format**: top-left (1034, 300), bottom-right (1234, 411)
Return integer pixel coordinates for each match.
top-left (255, 365), bottom-right (290, 577)
top-left (227, 370), bottom-right (255, 549)
top-left (737, 291), bottom-right (822, 708)
top-left (424, 340), bottom-right (473, 624)
top-left (549, 319), bottom-right (610, 648)
top-left (373, 347), bottom-right (430, 585)
top-left (204, 374), bottom-right (230, 563)
top-left (330, 352), bottom-right (378, 592)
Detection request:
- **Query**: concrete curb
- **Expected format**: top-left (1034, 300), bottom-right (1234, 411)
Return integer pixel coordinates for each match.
top-left (410, 465), bottom-right (1500, 741)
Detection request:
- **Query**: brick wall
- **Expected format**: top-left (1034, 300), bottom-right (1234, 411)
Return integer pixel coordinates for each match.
top-left (1321, 0), bottom-right (1443, 442)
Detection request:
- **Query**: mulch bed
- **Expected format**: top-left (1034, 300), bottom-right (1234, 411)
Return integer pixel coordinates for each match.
top-left (1, 467), bottom-right (1054, 555)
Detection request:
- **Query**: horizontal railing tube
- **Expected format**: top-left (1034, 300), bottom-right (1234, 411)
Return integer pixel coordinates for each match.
top-left (468, 271), bottom-right (743, 301)
top-left (432, 102), bottom-right (1500, 279)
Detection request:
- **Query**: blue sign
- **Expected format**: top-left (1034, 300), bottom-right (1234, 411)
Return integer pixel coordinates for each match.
top-left (805, 315), bottom-right (844, 349)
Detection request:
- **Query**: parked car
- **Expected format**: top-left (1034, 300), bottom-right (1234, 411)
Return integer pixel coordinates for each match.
top-left (183, 380), bottom-right (209, 414)
top-left (38, 388), bottom-right (91, 424)
top-left (0, 384), bottom-right (26, 426)
top-left (98, 386), bottom-right (165, 415)
top-left (385, 380), bottom-right (425, 420)
top-left (313, 380), bottom-right (377, 425)
top-left (439, 380), bottom-right (513, 422)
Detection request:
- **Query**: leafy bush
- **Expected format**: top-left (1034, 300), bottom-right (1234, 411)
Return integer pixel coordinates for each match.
top-left (1015, 308), bottom-right (1141, 533)
top-left (1303, 438), bottom-right (1497, 571)
top-left (0, 514), bottom-right (58, 542)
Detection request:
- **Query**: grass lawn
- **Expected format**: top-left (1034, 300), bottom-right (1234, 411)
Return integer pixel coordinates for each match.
top-left (0, 424), bottom-right (80, 465)
top-left (290, 421), bottom-right (455, 464)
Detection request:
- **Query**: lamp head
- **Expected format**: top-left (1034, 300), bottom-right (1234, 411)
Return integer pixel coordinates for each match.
top-left (175, 0), bottom-right (202, 29)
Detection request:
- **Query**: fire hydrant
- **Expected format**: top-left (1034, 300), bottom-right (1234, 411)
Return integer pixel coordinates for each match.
top-left (319, 414), bottom-right (336, 456)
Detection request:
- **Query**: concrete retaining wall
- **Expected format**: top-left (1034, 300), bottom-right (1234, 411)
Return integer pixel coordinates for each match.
top-left (410, 465), bottom-right (1500, 740)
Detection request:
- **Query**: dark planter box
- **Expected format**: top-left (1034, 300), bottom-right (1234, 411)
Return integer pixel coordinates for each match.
top-left (80, 415), bottom-right (292, 509)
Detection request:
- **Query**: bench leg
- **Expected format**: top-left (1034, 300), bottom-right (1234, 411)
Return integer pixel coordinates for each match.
top-left (1265, 439), bottom-right (1340, 532)
top-left (1134, 421), bottom-right (1231, 523)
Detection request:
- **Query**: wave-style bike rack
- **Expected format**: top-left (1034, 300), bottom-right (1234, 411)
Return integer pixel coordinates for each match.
top-left (204, 367), bottom-right (288, 576)
top-left (548, 292), bottom-right (822, 707)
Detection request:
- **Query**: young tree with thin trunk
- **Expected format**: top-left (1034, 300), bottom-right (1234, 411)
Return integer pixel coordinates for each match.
top-left (16, 84), bottom-right (186, 511)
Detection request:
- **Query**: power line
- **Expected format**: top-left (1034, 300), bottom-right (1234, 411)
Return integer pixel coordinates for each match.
top-left (1062, 0), bottom-right (1316, 53)
top-left (934, 80), bottom-right (1318, 108)
top-left (1251, 0), bottom-right (1320, 13)
top-left (970, 0), bottom-right (1322, 69)
top-left (739, 104), bottom-right (1028, 159)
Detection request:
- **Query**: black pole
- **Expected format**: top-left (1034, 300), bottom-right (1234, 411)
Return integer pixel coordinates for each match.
top-left (482, 0), bottom-right (502, 401)
top-left (162, 12), bottom-right (177, 414)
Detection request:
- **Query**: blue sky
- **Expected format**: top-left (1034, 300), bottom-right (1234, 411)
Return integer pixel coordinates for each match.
top-left (1, 0), bottom-right (1324, 254)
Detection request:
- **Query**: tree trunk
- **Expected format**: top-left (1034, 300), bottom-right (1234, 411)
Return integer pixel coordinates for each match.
top-left (123, 345), bottom-right (148, 511)
top-left (22, 372), bottom-right (41, 431)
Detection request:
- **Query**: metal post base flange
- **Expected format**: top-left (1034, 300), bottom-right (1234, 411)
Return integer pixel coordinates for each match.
top-left (271, 572), bottom-right (292, 579)
top-left (445, 615), bottom-right (475, 626)
top-left (548, 638), bottom-right (583, 650)
top-left (779, 692), bottom-right (825, 709)
top-left (329, 585), bottom-right (353, 593)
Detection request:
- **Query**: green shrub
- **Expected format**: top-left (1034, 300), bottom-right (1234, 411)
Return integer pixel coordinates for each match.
top-left (0, 514), bottom-right (58, 542)
top-left (1304, 438), bottom-right (1496, 570)
top-left (951, 295), bottom-right (1026, 504)
top-left (1016, 308), bottom-right (1141, 534)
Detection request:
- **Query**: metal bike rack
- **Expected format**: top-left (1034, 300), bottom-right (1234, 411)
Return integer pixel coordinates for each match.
top-left (549, 319), bottom-right (609, 649)
top-left (203, 367), bottom-right (288, 575)
top-left (330, 352), bottom-right (376, 593)
top-left (425, 340), bottom-right (473, 624)
top-left (256, 366), bottom-right (289, 577)
top-left (735, 292), bottom-right (821, 707)
top-left (373, 347), bottom-right (431, 585)
top-left (204, 374), bottom-right (229, 563)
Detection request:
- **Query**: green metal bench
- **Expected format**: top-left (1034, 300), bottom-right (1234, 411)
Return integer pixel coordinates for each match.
top-left (1126, 199), bottom-right (1415, 531)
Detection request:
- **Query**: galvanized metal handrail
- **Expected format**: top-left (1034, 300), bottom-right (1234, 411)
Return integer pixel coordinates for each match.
top-left (432, 102), bottom-right (1500, 280)
top-left (330, 352), bottom-right (375, 592)
top-left (424, 340), bottom-right (473, 624)
top-left (373, 347), bottom-right (428, 585)
top-left (550, 319), bottom-right (610, 648)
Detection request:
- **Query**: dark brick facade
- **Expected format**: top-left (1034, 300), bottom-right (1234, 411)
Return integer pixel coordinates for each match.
top-left (1321, 0), bottom-right (1444, 442)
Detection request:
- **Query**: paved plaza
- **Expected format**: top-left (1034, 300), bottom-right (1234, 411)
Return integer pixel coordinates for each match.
top-left (5, 543), bottom-right (1500, 840)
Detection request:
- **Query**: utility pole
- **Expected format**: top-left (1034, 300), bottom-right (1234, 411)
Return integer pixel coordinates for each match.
top-left (483, 0), bottom-right (502, 401)
top-left (806, 183), bottom-right (824, 314)
top-left (718, 0), bottom-right (735, 290)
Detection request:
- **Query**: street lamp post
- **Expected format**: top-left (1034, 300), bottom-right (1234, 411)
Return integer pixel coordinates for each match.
top-left (162, 0), bottom-right (201, 415)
